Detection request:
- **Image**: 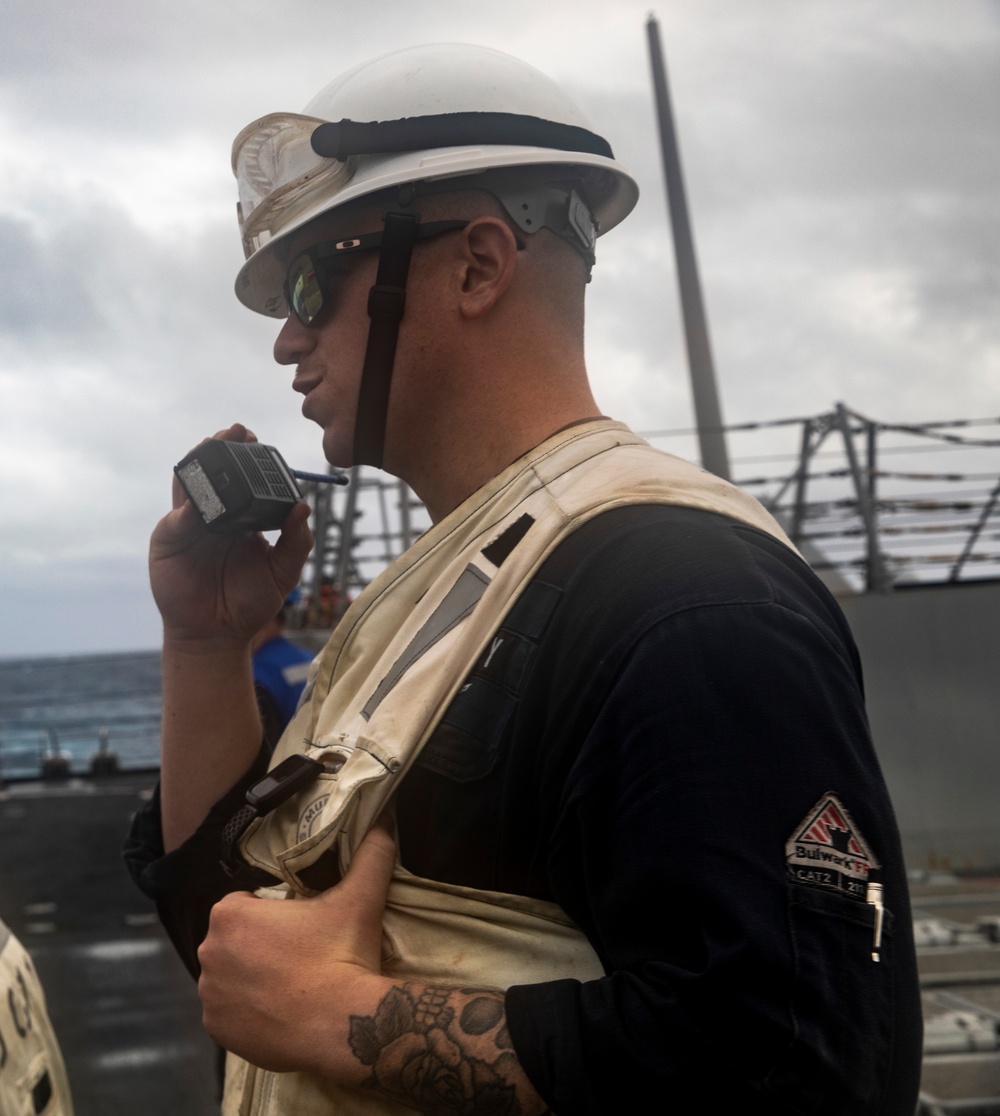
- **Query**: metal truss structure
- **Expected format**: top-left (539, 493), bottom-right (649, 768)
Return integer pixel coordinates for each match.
top-left (292, 407), bottom-right (1000, 624)
top-left (649, 405), bottom-right (1000, 593)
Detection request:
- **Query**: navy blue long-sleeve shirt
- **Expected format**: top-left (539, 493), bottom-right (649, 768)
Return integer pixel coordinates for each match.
top-left (126, 505), bottom-right (921, 1114)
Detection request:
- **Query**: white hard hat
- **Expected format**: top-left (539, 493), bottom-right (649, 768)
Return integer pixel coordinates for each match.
top-left (232, 43), bottom-right (639, 316)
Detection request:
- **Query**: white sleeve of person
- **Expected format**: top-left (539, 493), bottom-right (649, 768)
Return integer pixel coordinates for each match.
top-left (0, 918), bottom-right (74, 1116)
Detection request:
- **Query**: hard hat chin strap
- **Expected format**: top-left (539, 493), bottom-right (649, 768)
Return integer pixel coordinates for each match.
top-left (353, 210), bottom-right (420, 468)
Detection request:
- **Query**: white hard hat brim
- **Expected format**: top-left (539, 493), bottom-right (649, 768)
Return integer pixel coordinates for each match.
top-left (235, 143), bottom-right (638, 318)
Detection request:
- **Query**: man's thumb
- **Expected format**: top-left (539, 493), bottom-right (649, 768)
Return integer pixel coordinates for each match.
top-left (328, 813), bottom-right (397, 909)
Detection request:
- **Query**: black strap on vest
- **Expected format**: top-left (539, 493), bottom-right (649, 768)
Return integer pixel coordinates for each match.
top-left (220, 803), bottom-right (274, 888)
top-left (220, 752), bottom-right (325, 889)
top-left (311, 113), bottom-right (615, 161)
top-left (352, 210), bottom-right (420, 468)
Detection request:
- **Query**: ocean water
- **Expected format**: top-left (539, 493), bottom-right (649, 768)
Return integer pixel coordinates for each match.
top-left (0, 651), bottom-right (161, 779)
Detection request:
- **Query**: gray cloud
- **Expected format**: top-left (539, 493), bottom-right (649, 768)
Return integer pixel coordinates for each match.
top-left (0, 0), bottom-right (997, 655)
top-left (0, 214), bottom-right (105, 342)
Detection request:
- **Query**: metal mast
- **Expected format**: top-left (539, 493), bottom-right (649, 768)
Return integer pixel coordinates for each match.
top-left (646, 14), bottom-right (731, 480)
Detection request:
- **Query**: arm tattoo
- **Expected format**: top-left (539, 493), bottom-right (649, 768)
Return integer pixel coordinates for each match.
top-left (348, 983), bottom-right (551, 1115)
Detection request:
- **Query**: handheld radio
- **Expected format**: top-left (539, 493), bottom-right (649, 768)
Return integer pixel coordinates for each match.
top-left (174, 439), bottom-right (347, 534)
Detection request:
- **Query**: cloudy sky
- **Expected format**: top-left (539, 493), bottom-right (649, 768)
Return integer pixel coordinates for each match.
top-left (1, 0), bottom-right (997, 657)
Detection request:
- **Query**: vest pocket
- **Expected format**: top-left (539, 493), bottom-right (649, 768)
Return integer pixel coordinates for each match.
top-left (766, 882), bottom-right (894, 1115)
top-left (417, 677), bottom-right (516, 782)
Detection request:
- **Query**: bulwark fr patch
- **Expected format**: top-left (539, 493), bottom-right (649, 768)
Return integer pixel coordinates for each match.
top-left (786, 793), bottom-right (878, 900)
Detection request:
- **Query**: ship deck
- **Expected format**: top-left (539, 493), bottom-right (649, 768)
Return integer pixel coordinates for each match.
top-left (3, 772), bottom-right (1000, 1114)
top-left (0, 772), bottom-right (217, 1115)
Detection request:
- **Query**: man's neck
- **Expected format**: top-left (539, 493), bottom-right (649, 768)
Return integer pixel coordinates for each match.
top-left (387, 289), bottom-right (596, 522)
top-left (412, 407), bottom-right (603, 524)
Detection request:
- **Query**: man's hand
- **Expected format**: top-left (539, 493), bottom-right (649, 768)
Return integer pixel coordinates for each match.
top-left (198, 816), bottom-right (398, 1082)
top-left (198, 818), bottom-right (551, 1114)
top-left (153, 423), bottom-right (315, 850)
top-left (150, 423), bottom-right (314, 648)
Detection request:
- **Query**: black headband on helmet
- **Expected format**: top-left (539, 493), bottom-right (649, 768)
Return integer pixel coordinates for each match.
top-left (310, 112), bottom-right (615, 161)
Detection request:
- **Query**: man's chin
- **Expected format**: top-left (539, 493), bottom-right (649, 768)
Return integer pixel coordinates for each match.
top-left (321, 431), bottom-right (354, 471)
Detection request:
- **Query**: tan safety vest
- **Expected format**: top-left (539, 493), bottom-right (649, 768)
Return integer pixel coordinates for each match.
top-left (0, 919), bottom-right (73, 1116)
top-left (226, 420), bottom-right (795, 1115)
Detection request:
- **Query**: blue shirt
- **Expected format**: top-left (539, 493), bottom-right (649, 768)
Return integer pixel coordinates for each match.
top-left (252, 635), bottom-right (314, 731)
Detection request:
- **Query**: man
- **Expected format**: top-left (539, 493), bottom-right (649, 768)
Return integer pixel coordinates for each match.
top-left (127, 44), bottom-right (921, 1114)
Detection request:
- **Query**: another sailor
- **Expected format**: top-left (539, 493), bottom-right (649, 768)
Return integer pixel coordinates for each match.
top-left (0, 916), bottom-right (73, 1115)
top-left (251, 591), bottom-right (314, 748)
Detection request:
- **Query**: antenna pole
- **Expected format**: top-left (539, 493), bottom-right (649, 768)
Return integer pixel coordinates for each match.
top-left (646, 14), bottom-right (731, 480)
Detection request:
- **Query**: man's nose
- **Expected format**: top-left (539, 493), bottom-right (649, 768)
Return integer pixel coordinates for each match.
top-left (273, 316), bottom-right (318, 365)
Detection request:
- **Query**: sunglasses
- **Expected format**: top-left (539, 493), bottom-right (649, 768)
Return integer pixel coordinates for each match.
top-left (284, 219), bottom-right (469, 326)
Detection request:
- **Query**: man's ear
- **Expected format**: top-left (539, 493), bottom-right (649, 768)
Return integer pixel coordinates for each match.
top-left (456, 217), bottom-right (519, 320)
